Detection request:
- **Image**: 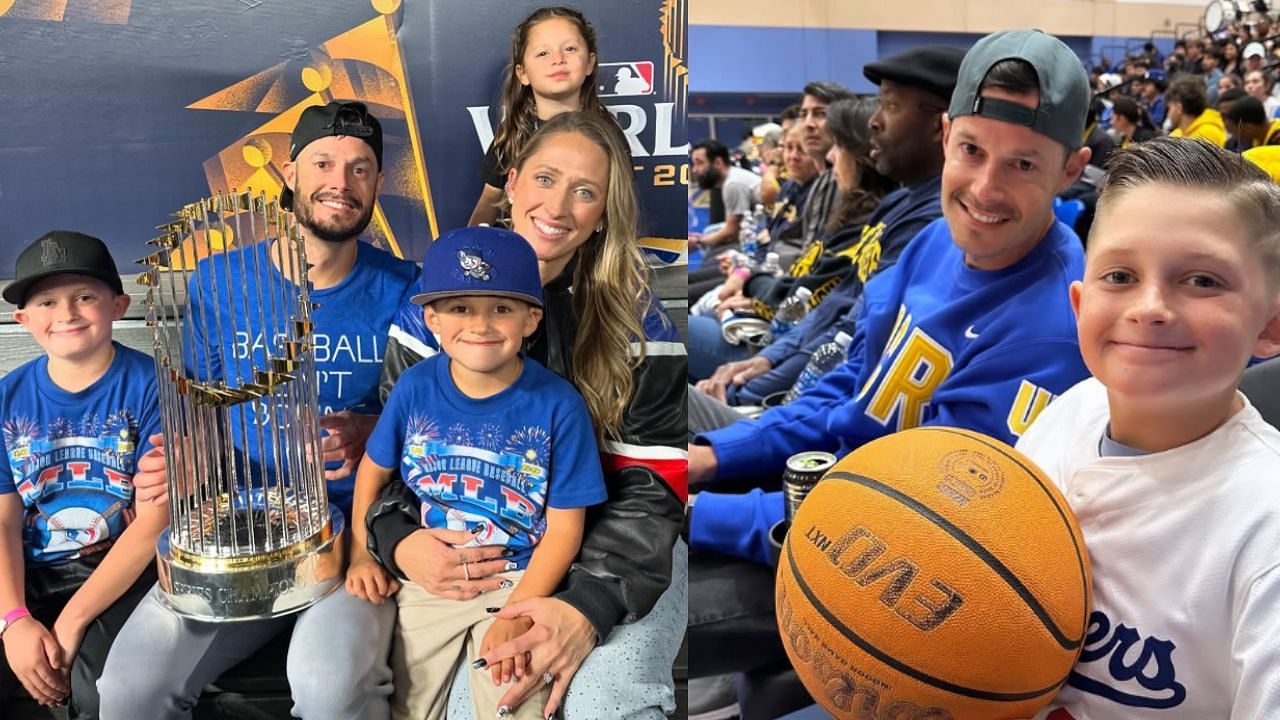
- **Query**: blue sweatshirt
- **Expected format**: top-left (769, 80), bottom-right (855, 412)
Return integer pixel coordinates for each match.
top-left (694, 217), bottom-right (1091, 564)
top-left (729, 177), bottom-right (942, 406)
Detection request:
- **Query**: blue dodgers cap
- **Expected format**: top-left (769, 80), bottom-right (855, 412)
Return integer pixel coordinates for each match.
top-left (411, 227), bottom-right (544, 308)
top-left (947, 29), bottom-right (1091, 151)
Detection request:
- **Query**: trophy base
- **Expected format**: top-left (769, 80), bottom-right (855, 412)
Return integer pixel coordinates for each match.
top-left (156, 505), bottom-right (346, 622)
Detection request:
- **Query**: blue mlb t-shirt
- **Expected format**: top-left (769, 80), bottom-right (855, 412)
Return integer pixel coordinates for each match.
top-left (365, 353), bottom-right (607, 569)
top-left (185, 240), bottom-right (417, 517)
top-left (0, 343), bottom-right (161, 565)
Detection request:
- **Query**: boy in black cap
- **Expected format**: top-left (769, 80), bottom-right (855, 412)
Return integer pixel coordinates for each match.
top-left (345, 226), bottom-right (605, 720)
top-left (100, 100), bottom-right (417, 720)
top-left (0, 231), bottom-right (163, 718)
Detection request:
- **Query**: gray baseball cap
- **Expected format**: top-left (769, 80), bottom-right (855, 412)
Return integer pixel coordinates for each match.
top-left (948, 29), bottom-right (1090, 151)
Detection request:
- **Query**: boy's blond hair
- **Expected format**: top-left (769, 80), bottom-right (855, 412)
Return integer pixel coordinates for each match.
top-left (1096, 137), bottom-right (1280, 289)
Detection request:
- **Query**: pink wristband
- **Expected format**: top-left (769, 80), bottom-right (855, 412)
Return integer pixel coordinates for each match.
top-left (732, 266), bottom-right (751, 280)
top-left (1, 606), bottom-right (31, 637)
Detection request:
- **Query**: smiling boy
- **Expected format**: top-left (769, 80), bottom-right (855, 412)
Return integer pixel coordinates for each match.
top-left (0, 231), bottom-right (162, 718)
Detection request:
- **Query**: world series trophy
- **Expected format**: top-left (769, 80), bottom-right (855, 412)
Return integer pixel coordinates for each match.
top-left (138, 191), bottom-right (345, 621)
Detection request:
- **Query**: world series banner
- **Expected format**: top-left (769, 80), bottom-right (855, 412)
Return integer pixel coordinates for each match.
top-left (0, 0), bottom-right (689, 272)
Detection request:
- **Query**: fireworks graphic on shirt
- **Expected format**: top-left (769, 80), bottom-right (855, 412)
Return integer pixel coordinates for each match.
top-left (47, 417), bottom-right (74, 441)
top-left (476, 423), bottom-right (503, 452)
top-left (506, 426), bottom-right (550, 469)
top-left (3, 417), bottom-right (42, 475)
top-left (79, 412), bottom-right (102, 438)
top-left (405, 415), bottom-right (440, 444)
top-left (446, 422), bottom-right (472, 447)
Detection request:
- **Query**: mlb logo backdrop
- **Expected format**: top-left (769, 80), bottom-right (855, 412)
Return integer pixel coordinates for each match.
top-left (0, 0), bottom-right (688, 272)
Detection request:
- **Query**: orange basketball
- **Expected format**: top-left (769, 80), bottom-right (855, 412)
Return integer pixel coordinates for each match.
top-left (775, 426), bottom-right (1091, 720)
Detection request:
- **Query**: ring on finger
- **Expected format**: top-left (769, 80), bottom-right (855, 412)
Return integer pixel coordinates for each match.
top-left (463, 561), bottom-right (471, 581)
top-left (542, 671), bottom-right (554, 685)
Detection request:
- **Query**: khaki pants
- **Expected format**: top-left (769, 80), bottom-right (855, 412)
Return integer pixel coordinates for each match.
top-left (392, 574), bottom-right (549, 720)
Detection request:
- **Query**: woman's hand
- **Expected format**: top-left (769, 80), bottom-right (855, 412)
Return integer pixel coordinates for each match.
top-left (476, 597), bottom-right (597, 718)
top-left (392, 528), bottom-right (511, 599)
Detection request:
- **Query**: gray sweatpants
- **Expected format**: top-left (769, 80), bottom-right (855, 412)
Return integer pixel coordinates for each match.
top-left (98, 582), bottom-right (395, 720)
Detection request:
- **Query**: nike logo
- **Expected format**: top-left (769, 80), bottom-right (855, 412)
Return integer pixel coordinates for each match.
top-left (964, 326), bottom-right (979, 339)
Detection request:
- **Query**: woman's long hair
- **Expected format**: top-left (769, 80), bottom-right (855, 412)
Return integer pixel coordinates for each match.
top-left (508, 112), bottom-right (648, 442)
top-left (490, 7), bottom-right (613, 192)
top-left (823, 97), bottom-right (898, 236)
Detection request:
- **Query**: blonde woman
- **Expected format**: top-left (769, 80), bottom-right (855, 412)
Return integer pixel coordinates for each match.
top-left (371, 111), bottom-right (688, 720)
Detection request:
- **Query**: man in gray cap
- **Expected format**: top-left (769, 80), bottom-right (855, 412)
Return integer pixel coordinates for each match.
top-left (686, 29), bottom-right (1095, 714)
top-left (99, 101), bottom-right (418, 720)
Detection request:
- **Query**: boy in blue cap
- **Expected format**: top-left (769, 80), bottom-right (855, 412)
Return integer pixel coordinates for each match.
top-left (347, 227), bottom-right (606, 720)
top-left (0, 231), bottom-right (162, 718)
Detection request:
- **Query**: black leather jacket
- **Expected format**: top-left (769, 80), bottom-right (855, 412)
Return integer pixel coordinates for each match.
top-left (368, 267), bottom-right (687, 641)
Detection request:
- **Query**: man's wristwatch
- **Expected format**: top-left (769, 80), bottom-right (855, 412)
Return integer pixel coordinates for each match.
top-left (0, 606), bottom-right (31, 639)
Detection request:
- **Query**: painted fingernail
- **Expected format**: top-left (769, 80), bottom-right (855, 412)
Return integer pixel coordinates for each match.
top-left (497, 706), bottom-right (512, 718)
top-left (501, 548), bottom-right (516, 557)
top-left (499, 579), bottom-right (514, 589)
top-left (471, 524), bottom-right (485, 534)
top-left (472, 658), bottom-right (488, 669)
top-left (486, 606), bottom-right (501, 613)
top-left (504, 561), bottom-right (518, 571)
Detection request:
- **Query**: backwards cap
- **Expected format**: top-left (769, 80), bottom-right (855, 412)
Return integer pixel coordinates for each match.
top-left (280, 101), bottom-right (383, 211)
top-left (947, 29), bottom-right (1090, 151)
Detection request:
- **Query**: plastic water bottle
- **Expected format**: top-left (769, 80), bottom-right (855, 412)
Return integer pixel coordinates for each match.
top-left (768, 286), bottom-right (813, 339)
top-left (783, 331), bottom-right (854, 403)
top-left (759, 252), bottom-right (784, 277)
top-left (739, 209), bottom-right (760, 260)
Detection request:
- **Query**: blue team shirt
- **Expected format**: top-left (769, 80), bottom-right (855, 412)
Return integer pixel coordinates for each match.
top-left (186, 240), bottom-right (418, 517)
top-left (695, 218), bottom-right (1092, 564)
top-left (366, 353), bottom-right (606, 569)
top-left (0, 343), bottom-right (160, 565)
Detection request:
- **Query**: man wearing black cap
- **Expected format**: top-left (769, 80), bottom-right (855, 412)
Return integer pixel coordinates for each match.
top-left (687, 30), bottom-right (1095, 714)
top-left (692, 45), bottom-right (964, 405)
top-left (99, 101), bottom-right (417, 720)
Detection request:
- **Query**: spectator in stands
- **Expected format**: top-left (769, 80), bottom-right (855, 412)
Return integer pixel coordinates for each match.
top-left (689, 45), bottom-right (962, 397)
top-left (1082, 97), bottom-right (1116, 171)
top-left (762, 125), bottom-right (820, 254)
top-left (1223, 96), bottom-right (1280, 148)
top-left (1244, 42), bottom-right (1267, 74)
top-left (1219, 72), bottom-right (1244, 101)
top-left (1110, 96), bottom-right (1158, 148)
top-left (1223, 39), bottom-right (1242, 77)
top-left (685, 126), bottom-right (820, 305)
top-left (686, 31), bottom-right (1093, 711)
top-left (1168, 75), bottom-right (1228, 146)
top-left (1184, 41), bottom-right (1205, 74)
top-left (1245, 69), bottom-right (1280, 118)
top-left (707, 98), bottom-right (896, 333)
top-left (1204, 45), bottom-right (1226, 105)
top-left (1136, 70), bottom-right (1167, 126)
top-left (690, 139), bottom-right (762, 260)
top-left (796, 81), bottom-right (854, 247)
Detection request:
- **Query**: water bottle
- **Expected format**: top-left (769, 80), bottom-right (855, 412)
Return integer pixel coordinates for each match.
top-left (768, 286), bottom-right (813, 339)
top-left (739, 208), bottom-right (760, 260)
top-left (759, 252), bottom-right (783, 277)
top-left (782, 331), bottom-right (854, 403)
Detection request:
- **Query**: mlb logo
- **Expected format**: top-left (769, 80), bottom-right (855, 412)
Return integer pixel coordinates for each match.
top-left (598, 61), bottom-right (654, 97)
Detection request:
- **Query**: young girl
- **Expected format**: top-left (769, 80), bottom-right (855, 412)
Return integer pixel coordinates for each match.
top-left (468, 6), bottom-right (618, 227)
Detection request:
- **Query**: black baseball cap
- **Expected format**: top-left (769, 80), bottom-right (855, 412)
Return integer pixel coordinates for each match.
top-left (863, 46), bottom-right (967, 105)
top-left (280, 100), bottom-right (383, 211)
top-left (948, 30), bottom-right (1090, 151)
top-left (4, 230), bottom-right (124, 307)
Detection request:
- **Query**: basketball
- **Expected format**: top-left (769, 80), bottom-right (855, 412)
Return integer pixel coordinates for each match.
top-left (775, 426), bottom-right (1091, 720)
